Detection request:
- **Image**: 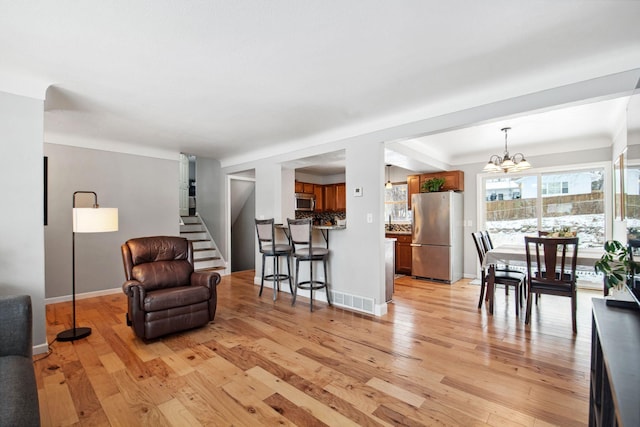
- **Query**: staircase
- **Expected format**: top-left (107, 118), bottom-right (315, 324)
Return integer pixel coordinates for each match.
top-left (180, 215), bottom-right (227, 274)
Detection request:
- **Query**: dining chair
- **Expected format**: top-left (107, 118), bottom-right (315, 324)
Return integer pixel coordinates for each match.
top-left (287, 218), bottom-right (332, 311)
top-left (480, 230), bottom-right (523, 296)
top-left (472, 231), bottom-right (525, 315)
top-left (480, 230), bottom-right (494, 250)
top-left (524, 236), bottom-right (579, 333)
top-left (255, 218), bottom-right (294, 301)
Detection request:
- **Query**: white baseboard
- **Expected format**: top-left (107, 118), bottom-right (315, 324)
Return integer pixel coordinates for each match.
top-left (45, 287), bottom-right (122, 305)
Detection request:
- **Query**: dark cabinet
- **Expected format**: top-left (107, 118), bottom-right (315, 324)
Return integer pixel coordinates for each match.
top-left (295, 181), bottom-right (315, 194)
top-left (386, 233), bottom-right (412, 275)
top-left (419, 170), bottom-right (464, 192)
top-left (313, 185), bottom-right (324, 212)
top-left (407, 175), bottom-right (420, 210)
top-left (335, 183), bottom-right (346, 211)
top-left (589, 299), bottom-right (640, 427)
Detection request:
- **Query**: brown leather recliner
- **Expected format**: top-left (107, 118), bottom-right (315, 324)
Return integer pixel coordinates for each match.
top-left (121, 236), bottom-right (220, 340)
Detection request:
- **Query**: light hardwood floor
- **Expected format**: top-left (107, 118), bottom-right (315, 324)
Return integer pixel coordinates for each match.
top-left (35, 272), bottom-right (597, 426)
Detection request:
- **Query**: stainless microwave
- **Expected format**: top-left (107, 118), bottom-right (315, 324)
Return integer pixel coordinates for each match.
top-left (295, 193), bottom-right (316, 211)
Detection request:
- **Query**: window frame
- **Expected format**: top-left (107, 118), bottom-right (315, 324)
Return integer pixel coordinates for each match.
top-left (476, 161), bottom-right (612, 243)
top-left (384, 182), bottom-right (411, 224)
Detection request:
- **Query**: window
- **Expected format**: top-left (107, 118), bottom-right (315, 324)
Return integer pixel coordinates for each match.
top-left (384, 183), bottom-right (410, 223)
top-left (482, 166), bottom-right (606, 249)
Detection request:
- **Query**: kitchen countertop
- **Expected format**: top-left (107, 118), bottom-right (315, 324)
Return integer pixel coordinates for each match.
top-left (314, 225), bottom-right (346, 230)
top-left (385, 230), bottom-right (411, 235)
top-left (275, 224), bottom-right (346, 230)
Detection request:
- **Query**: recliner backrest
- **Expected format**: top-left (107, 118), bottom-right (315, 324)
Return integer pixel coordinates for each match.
top-left (122, 236), bottom-right (194, 291)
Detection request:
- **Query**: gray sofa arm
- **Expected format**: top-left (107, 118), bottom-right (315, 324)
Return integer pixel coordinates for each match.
top-left (0, 295), bottom-right (32, 358)
top-left (0, 294), bottom-right (40, 426)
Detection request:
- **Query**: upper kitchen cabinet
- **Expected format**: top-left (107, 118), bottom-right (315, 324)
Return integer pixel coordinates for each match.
top-left (420, 170), bottom-right (464, 192)
top-left (335, 183), bottom-right (346, 211)
top-left (407, 171), bottom-right (464, 208)
top-left (324, 184), bottom-right (335, 211)
top-left (321, 183), bottom-right (346, 212)
top-left (295, 181), bottom-right (315, 194)
top-left (407, 174), bottom-right (420, 210)
top-left (313, 185), bottom-right (324, 212)
top-left (295, 180), bottom-right (346, 212)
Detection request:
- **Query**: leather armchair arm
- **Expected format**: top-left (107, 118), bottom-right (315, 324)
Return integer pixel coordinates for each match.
top-left (191, 271), bottom-right (221, 290)
top-left (122, 279), bottom-right (143, 296)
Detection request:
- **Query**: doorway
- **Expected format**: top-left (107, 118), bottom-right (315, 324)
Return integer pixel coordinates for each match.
top-left (229, 175), bottom-right (256, 272)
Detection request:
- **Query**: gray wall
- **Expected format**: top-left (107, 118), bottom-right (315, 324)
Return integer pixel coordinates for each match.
top-left (0, 91), bottom-right (46, 349)
top-left (43, 143), bottom-right (179, 298)
top-left (231, 186), bottom-right (255, 272)
top-left (196, 157), bottom-right (225, 259)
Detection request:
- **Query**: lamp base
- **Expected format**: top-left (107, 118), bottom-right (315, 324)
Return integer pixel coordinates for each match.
top-left (57, 327), bottom-right (92, 342)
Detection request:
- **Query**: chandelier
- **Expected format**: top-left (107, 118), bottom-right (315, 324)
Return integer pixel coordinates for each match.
top-left (483, 127), bottom-right (531, 173)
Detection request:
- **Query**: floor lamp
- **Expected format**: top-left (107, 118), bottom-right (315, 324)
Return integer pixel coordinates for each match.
top-left (57, 191), bottom-right (118, 342)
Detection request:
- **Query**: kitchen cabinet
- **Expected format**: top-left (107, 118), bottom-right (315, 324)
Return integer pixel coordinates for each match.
top-left (323, 184), bottom-right (336, 211)
top-left (419, 170), bottom-right (464, 192)
top-left (386, 233), bottom-right (412, 275)
top-left (407, 171), bottom-right (464, 209)
top-left (295, 181), bottom-right (315, 194)
top-left (335, 183), bottom-right (346, 211)
top-left (322, 183), bottom-right (346, 212)
top-left (313, 185), bottom-right (324, 212)
top-left (295, 181), bottom-right (346, 212)
top-left (407, 175), bottom-right (420, 210)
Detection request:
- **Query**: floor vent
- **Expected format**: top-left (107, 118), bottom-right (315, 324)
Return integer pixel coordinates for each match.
top-left (330, 290), bottom-right (375, 314)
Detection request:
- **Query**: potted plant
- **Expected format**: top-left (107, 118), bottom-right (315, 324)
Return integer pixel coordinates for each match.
top-left (594, 240), bottom-right (634, 293)
top-left (421, 177), bottom-right (445, 192)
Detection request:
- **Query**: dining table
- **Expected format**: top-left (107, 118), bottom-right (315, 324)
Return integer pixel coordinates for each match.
top-left (482, 244), bottom-right (604, 314)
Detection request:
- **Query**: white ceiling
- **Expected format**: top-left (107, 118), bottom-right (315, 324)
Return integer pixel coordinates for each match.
top-left (2, 1), bottom-right (640, 170)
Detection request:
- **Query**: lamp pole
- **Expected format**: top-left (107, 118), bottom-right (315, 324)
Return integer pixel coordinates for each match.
top-left (57, 191), bottom-right (99, 342)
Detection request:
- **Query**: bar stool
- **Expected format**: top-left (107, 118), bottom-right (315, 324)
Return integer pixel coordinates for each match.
top-left (255, 218), bottom-right (293, 301)
top-left (287, 218), bottom-right (332, 311)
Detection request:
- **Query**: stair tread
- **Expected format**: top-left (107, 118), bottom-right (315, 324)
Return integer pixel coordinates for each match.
top-left (195, 256), bottom-right (221, 262)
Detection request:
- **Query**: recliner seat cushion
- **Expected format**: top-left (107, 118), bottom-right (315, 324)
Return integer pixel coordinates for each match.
top-left (143, 286), bottom-right (210, 312)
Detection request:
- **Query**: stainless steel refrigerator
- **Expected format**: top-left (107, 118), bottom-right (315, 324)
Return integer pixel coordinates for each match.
top-left (411, 191), bottom-right (463, 283)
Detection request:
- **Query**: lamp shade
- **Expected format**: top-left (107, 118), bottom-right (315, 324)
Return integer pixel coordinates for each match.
top-left (73, 208), bottom-right (118, 233)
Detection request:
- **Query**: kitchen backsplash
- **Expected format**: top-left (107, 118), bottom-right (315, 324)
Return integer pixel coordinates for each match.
top-left (386, 223), bottom-right (411, 232)
top-left (295, 211), bottom-right (346, 225)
